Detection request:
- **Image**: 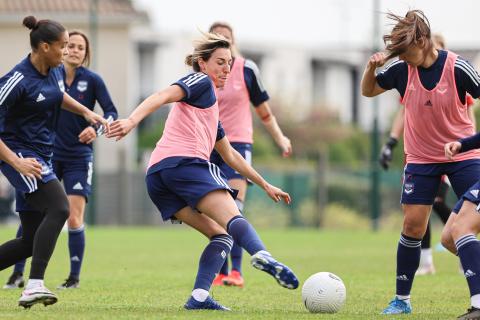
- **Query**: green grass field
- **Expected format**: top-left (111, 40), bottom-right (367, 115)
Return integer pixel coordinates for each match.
top-left (0, 226), bottom-right (470, 319)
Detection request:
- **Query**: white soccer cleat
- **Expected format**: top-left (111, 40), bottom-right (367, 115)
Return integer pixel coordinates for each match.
top-left (18, 285), bottom-right (58, 308)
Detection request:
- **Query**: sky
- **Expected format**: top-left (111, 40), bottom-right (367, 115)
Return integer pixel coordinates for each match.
top-left (133, 0), bottom-right (480, 50)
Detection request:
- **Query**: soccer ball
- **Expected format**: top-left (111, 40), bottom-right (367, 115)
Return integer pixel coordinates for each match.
top-left (301, 272), bottom-right (346, 313)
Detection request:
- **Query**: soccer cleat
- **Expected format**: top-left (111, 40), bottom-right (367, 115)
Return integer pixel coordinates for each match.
top-left (457, 307), bottom-right (480, 320)
top-left (3, 272), bottom-right (25, 289)
top-left (381, 297), bottom-right (412, 314)
top-left (212, 274), bottom-right (227, 286)
top-left (184, 295), bottom-right (231, 311)
top-left (222, 270), bottom-right (244, 287)
top-left (250, 251), bottom-right (299, 289)
top-left (57, 277), bottom-right (80, 289)
top-left (415, 263), bottom-right (436, 276)
top-left (18, 286), bottom-right (57, 308)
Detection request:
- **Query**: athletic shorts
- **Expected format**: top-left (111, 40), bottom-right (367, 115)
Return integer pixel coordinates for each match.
top-left (0, 149), bottom-right (56, 194)
top-left (146, 160), bottom-right (237, 221)
top-left (210, 142), bottom-right (252, 182)
top-left (53, 157), bottom-right (93, 198)
top-left (401, 159), bottom-right (480, 213)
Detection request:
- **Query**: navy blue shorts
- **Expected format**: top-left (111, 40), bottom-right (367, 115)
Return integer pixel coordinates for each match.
top-left (210, 143), bottom-right (252, 181)
top-left (146, 160), bottom-right (237, 221)
top-left (401, 159), bottom-right (480, 213)
top-left (0, 149), bottom-right (56, 194)
top-left (53, 157), bottom-right (93, 198)
top-left (15, 156), bottom-right (93, 212)
top-left (458, 181), bottom-right (480, 212)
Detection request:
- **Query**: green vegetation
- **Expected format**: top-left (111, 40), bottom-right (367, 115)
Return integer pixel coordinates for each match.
top-left (0, 227), bottom-right (469, 319)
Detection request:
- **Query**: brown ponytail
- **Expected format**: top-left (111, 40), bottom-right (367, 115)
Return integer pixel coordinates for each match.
top-left (383, 10), bottom-right (432, 60)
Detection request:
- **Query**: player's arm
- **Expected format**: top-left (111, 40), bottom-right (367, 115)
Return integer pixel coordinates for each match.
top-left (254, 102), bottom-right (291, 157)
top-left (379, 107), bottom-right (404, 170)
top-left (361, 52), bottom-right (388, 97)
top-left (214, 136), bottom-right (291, 204)
top-left (107, 85), bottom-right (185, 141)
top-left (62, 93), bottom-right (110, 133)
top-left (79, 76), bottom-right (118, 144)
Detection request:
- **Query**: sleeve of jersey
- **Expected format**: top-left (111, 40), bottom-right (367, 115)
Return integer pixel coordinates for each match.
top-left (459, 132), bottom-right (480, 153)
top-left (0, 71), bottom-right (24, 132)
top-left (173, 73), bottom-right (215, 108)
top-left (93, 75), bottom-right (118, 135)
top-left (454, 57), bottom-right (480, 99)
top-left (375, 60), bottom-right (406, 91)
top-left (244, 60), bottom-right (269, 107)
top-left (216, 121), bottom-right (226, 141)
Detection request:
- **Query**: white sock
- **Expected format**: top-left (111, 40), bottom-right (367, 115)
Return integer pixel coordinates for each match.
top-left (396, 295), bottom-right (410, 303)
top-left (471, 294), bottom-right (480, 309)
top-left (191, 289), bottom-right (209, 302)
top-left (26, 279), bottom-right (44, 290)
top-left (420, 248), bottom-right (433, 266)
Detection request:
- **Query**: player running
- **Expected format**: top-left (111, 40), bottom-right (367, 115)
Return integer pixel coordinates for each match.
top-left (361, 10), bottom-right (480, 315)
top-left (106, 31), bottom-right (298, 311)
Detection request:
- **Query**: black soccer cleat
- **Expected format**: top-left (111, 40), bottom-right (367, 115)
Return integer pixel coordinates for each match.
top-left (57, 277), bottom-right (80, 289)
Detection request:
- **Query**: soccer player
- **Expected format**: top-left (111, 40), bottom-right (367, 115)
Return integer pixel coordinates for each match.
top-left (208, 22), bottom-right (292, 288)
top-left (378, 33), bottom-right (476, 276)
top-left (4, 30), bottom-right (118, 290)
top-left (107, 31), bottom-right (299, 310)
top-left (0, 16), bottom-right (109, 308)
top-left (361, 10), bottom-right (480, 315)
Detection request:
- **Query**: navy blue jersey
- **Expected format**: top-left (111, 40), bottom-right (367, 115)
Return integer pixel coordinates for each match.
top-left (53, 66), bottom-right (118, 160)
top-left (0, 55), bottom-right (64, 159)
top-left (244, 59), bottom-right (269, 107)
top-left (376, 50), bottom-right (480, 104)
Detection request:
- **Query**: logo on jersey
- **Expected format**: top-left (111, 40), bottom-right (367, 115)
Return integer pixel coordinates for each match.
top-left (73, 182), bottom-right (84, 190)
top-left (58, 80), bottom-right (65, 92)
top-left (424, 100), bottom-right (433, 107)
top-left (403, 182), bottom-right (414, 195)
top-left (36, 93), bottom-right (46, 102)
top-left (77, 81), bottom-right (88, 92)
top-left (408, 84), bottom-right (415, 91)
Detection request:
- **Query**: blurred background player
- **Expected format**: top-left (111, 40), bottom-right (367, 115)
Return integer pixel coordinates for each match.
top-left (107, 31), bottom-right (298, 310)
top-left (208, 21), bottom-right (292, 288)
top-left (362, 10), bottom-right (480, 315)
top-left (379, 33), bottom-right (476, 276)
top-left (0, 16), bottom-right (109, 308)
top-left (4, 30), bottom-right (118, 290)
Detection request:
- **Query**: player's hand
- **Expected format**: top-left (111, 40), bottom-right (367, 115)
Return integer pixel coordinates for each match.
top-left (78, 127), bottom-right (97, 144)
top-left (368, 52), bottom-right (387, 69)
top-left (263, 183), bottom-right (291, 204)
top-left (106, 118), bottom-right (136, 141)
top-left (13, 157), bottom-right (42, 179)
top-left (277, 135), bottom-right (292, 157)
top-left (84, 111), bottom-right (110, 135)
top-left (445, 141), bottom-right (462, 160)
top-left (379, 137), bottom-right (398, 170)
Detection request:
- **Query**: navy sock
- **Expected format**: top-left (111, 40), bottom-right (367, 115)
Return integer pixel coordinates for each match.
top-left (396, 233), bottom-right (421, 296)
top-left (13, 224), bottom-right (26, 274)
top-left (456, 234), bottom-right (480, 296)
top-left (194, 234), bottom-right (233, 291)
top-left (219, 258), bottom-right (229, 276)
top-left (226, 216), bottom-right (265, 255)
top-left (68, 225), bottom-right (85, 280)
top-left (230, 242), bottom-right (243, 273)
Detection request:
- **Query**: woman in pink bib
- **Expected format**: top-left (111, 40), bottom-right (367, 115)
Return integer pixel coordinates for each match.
top-left (361, 10), bottom-right (480, 317)
top-left (208, 22), bottom-right (292, 288)
top-left (107, 32), bottom-right (298, 311)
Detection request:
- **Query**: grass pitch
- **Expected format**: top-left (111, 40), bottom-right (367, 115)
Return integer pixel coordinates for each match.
top-left (0, 226), bottom-right (470, 319)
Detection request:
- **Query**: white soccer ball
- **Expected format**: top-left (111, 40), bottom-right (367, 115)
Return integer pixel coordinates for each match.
top-left (301, 272), bottom-right (346, 313)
